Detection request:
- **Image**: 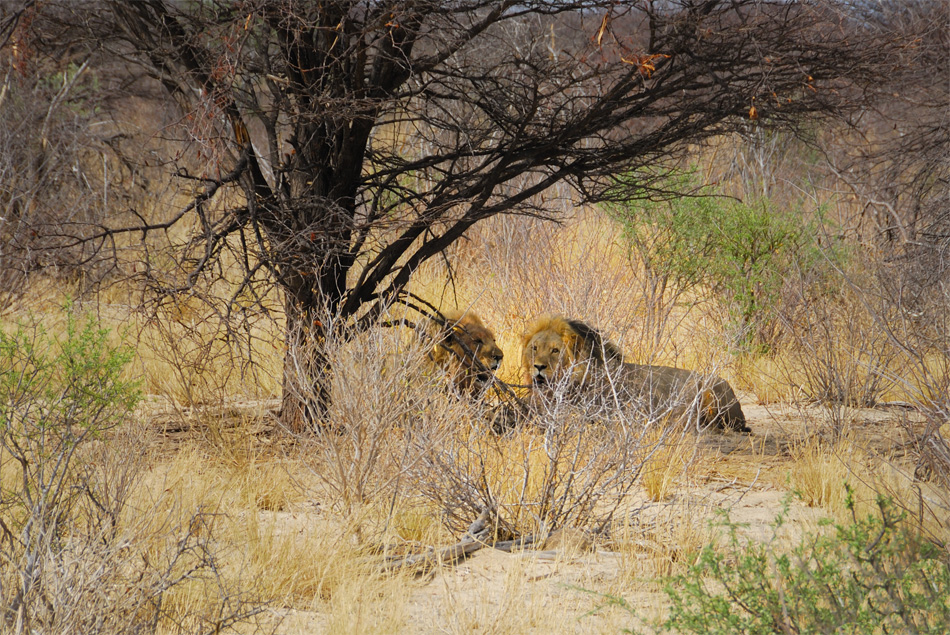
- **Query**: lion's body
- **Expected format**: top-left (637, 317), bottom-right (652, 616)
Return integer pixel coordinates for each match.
top-left (521, 315), bottom-right (749, 432)
top-left (619, 363), bottom-right (749, 432)
top-left (427, 310), bottom-right (504, 396)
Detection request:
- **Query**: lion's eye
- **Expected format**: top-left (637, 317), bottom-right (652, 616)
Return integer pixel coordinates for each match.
top-left (551, 347), bottom-right (560, 355)
top-left (531, 345), bottom-right (537, 352)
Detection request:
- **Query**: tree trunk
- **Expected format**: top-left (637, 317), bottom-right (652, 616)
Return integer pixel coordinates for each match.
top-left (279, 278), bottom-right (333, 433)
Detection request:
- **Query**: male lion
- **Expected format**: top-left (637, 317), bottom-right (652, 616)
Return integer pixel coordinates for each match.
top-left (426, 310), bottom-right (505, 396)
top-left (521, 315), bottom-right (750, 433)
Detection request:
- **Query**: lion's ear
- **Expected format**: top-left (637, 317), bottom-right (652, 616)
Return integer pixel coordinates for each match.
top-left (562, 329), bottom-right (581, 354)
top-left (435, 321), bottom-right (458, 343)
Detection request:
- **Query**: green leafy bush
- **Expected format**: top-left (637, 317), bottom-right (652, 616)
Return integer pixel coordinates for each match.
top-left (618, 491), bottom-right (950, 634)
top-left (607, 174), bottom-right (831, 352)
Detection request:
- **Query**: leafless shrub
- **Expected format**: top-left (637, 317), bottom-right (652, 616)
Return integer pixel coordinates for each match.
top-left (0, 6), bottom-right (147, 311)
top-left (140, 296), bottom-right (281, 408)
top-left (779, 276), bottom-right (903, 415)
top-left (411, 368), bottom-right (704, 539)
top-left (824, 0), bottom-right (949, 252)
top-left (882, 277), bottom-right (950, 502)
top-left (278, 299), bottom-right (715, 542)
top-left (7, 497), bottom-right (274, 635)
top-left (782, 245), bottom-right (950, 540)
top-left (285, 308), bottom-right (473, 526)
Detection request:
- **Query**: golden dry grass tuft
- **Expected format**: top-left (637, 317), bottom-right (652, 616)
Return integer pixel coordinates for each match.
top-left (786, 430), bottom-right (941, 534)
top-left (638, 430), bottom-right (698, 502)
top-left (789, 434), bottom-right (856, 513)
top-left (613, 499), bottom-right (714, 584)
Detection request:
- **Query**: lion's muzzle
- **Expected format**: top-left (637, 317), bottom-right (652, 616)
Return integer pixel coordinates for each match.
top-left (531, 364), bottom-right (550, 386)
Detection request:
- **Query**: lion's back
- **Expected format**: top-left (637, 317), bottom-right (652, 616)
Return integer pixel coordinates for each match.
top-left (620, 363), bottom-right (748, 432)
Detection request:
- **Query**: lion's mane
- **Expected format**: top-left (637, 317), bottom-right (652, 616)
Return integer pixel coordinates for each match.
top-left (425, 310), bottom-right (504, 396)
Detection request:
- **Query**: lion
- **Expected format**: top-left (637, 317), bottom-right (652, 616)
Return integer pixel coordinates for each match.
top-left (521, 315), bottom-right (750, 433)
top-left (425, 310), bottom-right (505, 396)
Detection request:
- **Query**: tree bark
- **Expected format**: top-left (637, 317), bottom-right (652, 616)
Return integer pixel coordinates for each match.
top-left (279, 292), bottom-right (332, 433)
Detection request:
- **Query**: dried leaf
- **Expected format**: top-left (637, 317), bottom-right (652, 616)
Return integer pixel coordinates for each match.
top-left (595, 11), bottom-right (610, 47)
top-left (621, 53), bottom-right (670, 78)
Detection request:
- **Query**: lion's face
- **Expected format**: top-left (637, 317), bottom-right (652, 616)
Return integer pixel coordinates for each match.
top-left (522, 327), bottom-right (579, 388)
top-left (522, 316), bottom-right (621, 391)
top-left (430, 314), bottom-right (504, 393)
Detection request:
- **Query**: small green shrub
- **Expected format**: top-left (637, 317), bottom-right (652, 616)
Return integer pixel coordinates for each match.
top-left (0, 307), bottom-right (274, 633)
top-left (616, 490), bottom-right (950, 634)
top-left (0, 306), bottom-right (141, 629)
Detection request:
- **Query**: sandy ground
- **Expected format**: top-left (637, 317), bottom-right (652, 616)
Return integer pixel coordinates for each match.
top-left (245, 400), bottom-right (922, 634)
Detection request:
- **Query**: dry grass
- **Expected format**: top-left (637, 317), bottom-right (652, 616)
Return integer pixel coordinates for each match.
top-left (787, 430), bottom-right (945, 539)
top-left (613, 499), bottom-right (714, 584)
top-left (3, 137), bottom-right (948, 632)
top-left (430, 559), bottom-right (567, 633)
top-left (639, 431), bottom-right (698, 502)
top-left (127, 439), bottom-right (425, 633)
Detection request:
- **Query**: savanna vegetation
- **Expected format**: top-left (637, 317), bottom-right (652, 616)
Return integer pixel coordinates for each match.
top-left (1, 1), bottom-right (947, 633)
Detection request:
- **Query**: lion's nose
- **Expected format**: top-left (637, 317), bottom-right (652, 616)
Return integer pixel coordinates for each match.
top-left (534, 364), bottom-right (546, 372)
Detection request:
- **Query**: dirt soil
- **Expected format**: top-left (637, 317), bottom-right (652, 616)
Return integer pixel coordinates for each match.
top-left (259, 401), bottom-right (923, 634)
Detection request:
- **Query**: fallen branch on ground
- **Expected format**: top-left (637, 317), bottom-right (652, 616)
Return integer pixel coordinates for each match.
top-left (381, 507), bottom-right (494, 575)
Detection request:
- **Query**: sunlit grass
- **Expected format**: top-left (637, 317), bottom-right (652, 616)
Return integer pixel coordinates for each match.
top-left (2, 140), bottom-right (947, 633)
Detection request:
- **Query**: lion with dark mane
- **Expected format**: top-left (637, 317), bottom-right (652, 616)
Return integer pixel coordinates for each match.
top-left (425, 310), bottom-right (504, 396)
top-left (521, 315), bottom-right (750, 433)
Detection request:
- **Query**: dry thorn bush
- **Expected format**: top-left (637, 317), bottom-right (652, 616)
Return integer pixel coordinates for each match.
top-left (411, 385), bottom-right (718, 542)
top-left (283, 310), bottom-right (474, 530)
top-left (139, 301), bottom-right (282, 408)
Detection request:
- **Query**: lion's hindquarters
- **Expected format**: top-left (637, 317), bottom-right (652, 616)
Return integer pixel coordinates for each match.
top-left (708, 378), bottom-right (750, 433)
top-left (622, 364), bottom-right (748, 432)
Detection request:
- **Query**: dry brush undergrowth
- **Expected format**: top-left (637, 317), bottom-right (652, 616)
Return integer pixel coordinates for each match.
top-left (3, 159), bottom-right (949, 632)
top-left (0, 292), bottom-right (752, 633)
